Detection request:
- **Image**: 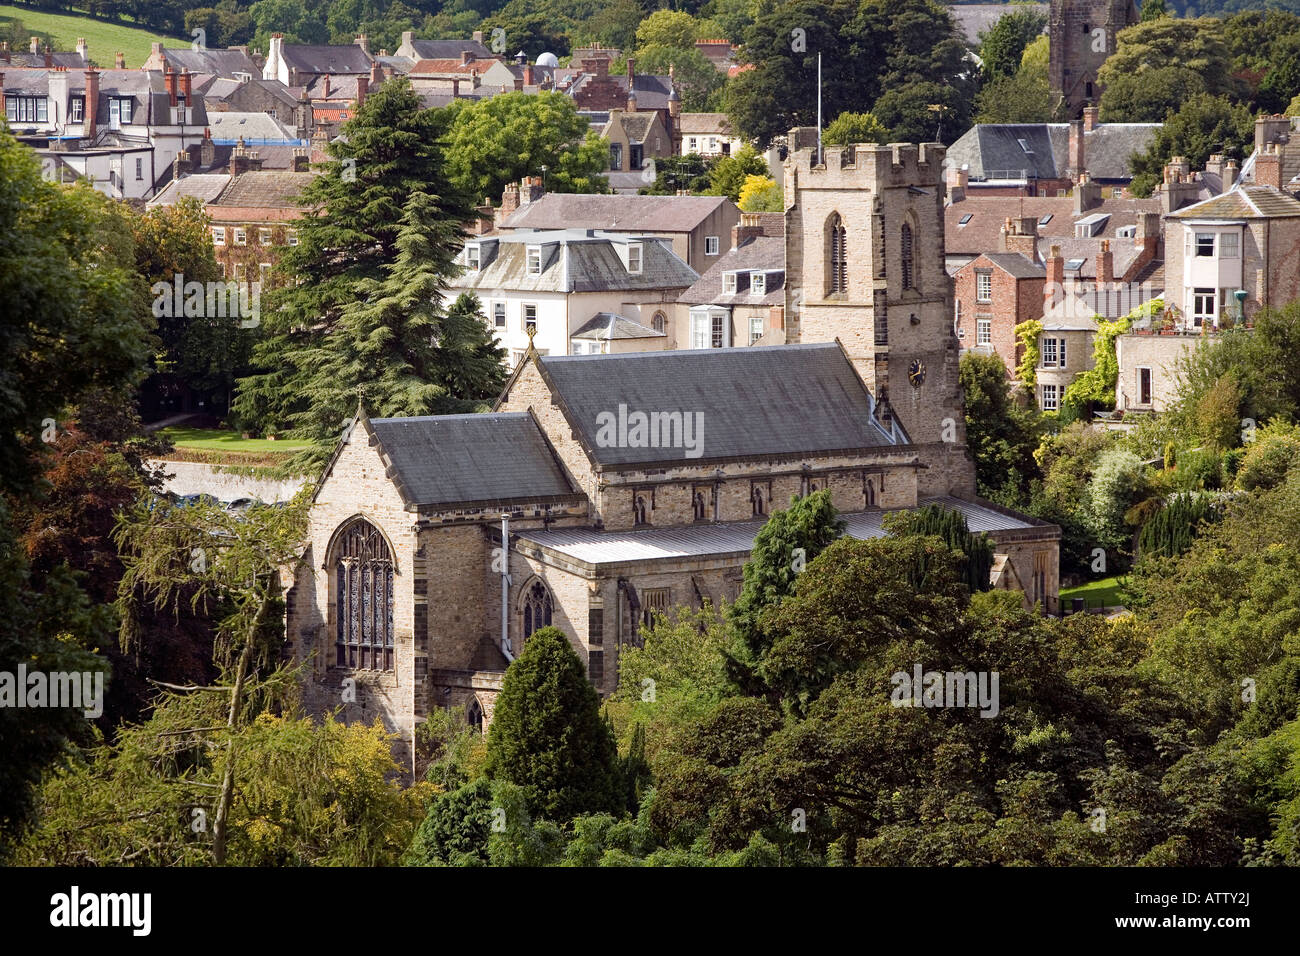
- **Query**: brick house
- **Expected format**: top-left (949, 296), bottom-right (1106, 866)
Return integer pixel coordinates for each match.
top-left (286, 343), bottom-right (1061, 770)
top-left (953, 252), bottom-right (1045, 375)
top-left (677, 214), bottom-right (785, 350)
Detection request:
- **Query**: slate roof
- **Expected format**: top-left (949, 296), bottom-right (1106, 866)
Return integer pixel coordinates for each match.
top-left (208, 111), bottom-right (299, 142)
top-left (406, 39), bottom-right (494, 61)
top-left (613, 111), bottom-right (655, 143)
top-left (1171, 185), bottom-right (1300, 219)
top-left (147, 173), bottom-right (231, 207)
top-left (367, 412), bottom-right (578, 508)
top-left (157, 47), bottom-right (257, 78)
top-left (976, 252), bottom-right (1044, 280)
top-left (280, 43), bottom-right (373, 75)
top-left (679, 236), bottom-right (785, 306)
top-left (516, 496), bottom-right (1036, 566)
top-left (214, 171), bottom-right (315, 208)
top-left (502, 193), bottom-right (731, 233)
top-left (531, 343), bottom-right (903, 468)
top-left (946, 123), bottom-right (1160, 182)
top-left (678, 112), bottom-right (733, 135)
top-left (1045, 237), bottom-right (1144, 281)
top-left (3, 51), bottom-right (86, 68)
top-left (455, 231), bottom-right (699, 293)
top-left (570, 313), bottom-right (666, 340)
top-left (944, 196), bottom-right (1163, 256)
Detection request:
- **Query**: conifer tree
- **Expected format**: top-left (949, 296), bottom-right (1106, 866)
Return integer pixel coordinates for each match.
top-left (484, 627), bottom-right (622, 822)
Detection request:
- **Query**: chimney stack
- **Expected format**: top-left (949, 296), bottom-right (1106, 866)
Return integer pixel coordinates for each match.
top-left (401, 31), bottom-right (413, 51)
top-left (164, 66), bottom-right (177, 106)
top-left (1045, 243), bottom-right (1064, 307)
top-left (497, 181), bottom-right (521, 224)
top-left (1256, 143), bottom-right (1283, 190)
top-left (998, 215), bottom-right (1038, 258)
top-left (1068, 119), bottom-right (1085, 181)
top-left (30, 37), bottom-right (39, 55)
top-left (1224, 158), bottom-right (1240, 188)
top-left (323, 74), bottom-right (331, 97)
top-left (473, 30), bottom-right (484, 46)
top-left (1082, 106), bottom-right (1099, 132)
top-left (521, 175), bottom-right (544, 205)
top-left (179, 69), bottom-right (192, 104)
top-left (114, 52), bottom-right (125, 69)
top-left (1073, 172), bottom-right (1102, 214)
top-left (1098, 239), bottom-right (1113, 286)
top-left (355, 33), bottom-right (369, 56)
top-left (43, 44), bottom-right (52, 69)
top-left (1255, 114), bottom-right (1291, 154)
top-left (83, 69), bottom-right (99, 138)
top-left (76, 37), bottom-right (87, 62)
top-left (356, 74), bottom-right (368, 107)
top-left (732, 212), bottom-right (765, 246)
top-left (626, 57), bottom-right (635, 81)
top-left (201, 127), bottom-right (214, 168)
top-left (292, 147), bottom-right (309, 172)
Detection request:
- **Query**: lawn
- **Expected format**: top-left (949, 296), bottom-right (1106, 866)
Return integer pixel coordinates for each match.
top-left (159, 427), bottom-right (313, 453)
top-left (0, 5), bottom-right (185, 68)
top-left (1060, 574), bottom-right (1129, 610)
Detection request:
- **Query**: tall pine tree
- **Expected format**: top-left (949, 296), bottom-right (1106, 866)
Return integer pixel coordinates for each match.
top-left (234, 78), bottom-right (502, 469)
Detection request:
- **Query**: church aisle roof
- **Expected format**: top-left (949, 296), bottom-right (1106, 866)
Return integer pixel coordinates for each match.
top-left (516, 497), bottom-right (1041, 566)
top-left (368, 412), bottom-right (578, 507)
top-left (533, 343), bottom-right (902, 467)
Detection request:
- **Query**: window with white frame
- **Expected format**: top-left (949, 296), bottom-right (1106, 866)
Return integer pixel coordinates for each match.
top-left (232, 262), bottom-right (245, 278)
top-left (69, 96), bottom-right (84, 123)
top-left (135, 157), bottom-right (143, 180)
top-left (627, 242), bottom-right (642, 274)
top-left (1041, 336), bottom-right (1066, 367)
top-left (1192, 287), bottom-right (1216, 327)
top-left (751, 272), bottom-right (765, 295)
top-left (977, 318), bottom-right (991, 345)
top-left (1195, 232), bottom-right (1215, 257)
top-left (688, 137), bottom-right (698, 152)
top-left (1220, 232), bottom-right (1239, 258)
top-left (975, 270), bottom-right (992, 302)
top-left (287, 229), bottom-right (299, 246)
top-left (466, 244), bottom-right (480, 270)
top-left (1040, 383), bottom-right (1058, 411)
top-left (259, 263), bottom-right (272, 284)
top-left (523, 303), bottom-right (537, 334)
top-left (259, 228), bottom-right (272, 245)
top-left (109, 97), bottom-right (133, 125)
top-left (526, 245), bottom-right (542, 274)
top-left (6, 95), bottom-right (48, 123)
top-left (749, 314), bottom-right (764, 344)
top-left (1139, 367), bottom-right (1153, 405)
top-left (493, 302), bottom-right (506, 328)
top-left (705, 236), bottom-right (719, 256)
top-left (212, 226), bottom-right (226, 245)
top-left (723, 272), bottom-right (737, 294)
top-left (233, 227), bottom-right (247, 246)
top-left (691, 311), bottom-right (725, 348)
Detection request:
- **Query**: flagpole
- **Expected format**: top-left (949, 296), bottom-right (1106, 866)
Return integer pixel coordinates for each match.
top-left (816, 52), bottom-right (823, 166)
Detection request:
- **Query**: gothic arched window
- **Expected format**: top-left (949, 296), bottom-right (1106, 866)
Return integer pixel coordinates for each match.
top-left (752, 485), bottom-right (766, 517)
top-left (467, 697), bottom-right (484, 732)
top-left (900, 223), bottom-right (915, 291)
top-left (652, 311), bottom-right (666, 334)
top-left (522, 579), bottom-right (553, 642)
top-left (826, 213), bottom-right (847, 296)
top-left (334, 518), bottom-right (394, 670)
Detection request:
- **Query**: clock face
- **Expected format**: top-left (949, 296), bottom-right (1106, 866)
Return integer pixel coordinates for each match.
top-left (908, 359), bottom-right (926, 388)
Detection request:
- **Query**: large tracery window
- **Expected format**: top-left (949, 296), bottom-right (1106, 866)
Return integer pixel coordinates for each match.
top-left (334, 518), bottom-right (395, 670)
top-left (522, 579), bottom-right (554, 642)
top-left (827, 213), bottom-right (847, 296)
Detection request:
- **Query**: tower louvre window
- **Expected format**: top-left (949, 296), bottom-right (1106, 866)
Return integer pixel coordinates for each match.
top-left (827, 213), bottom-right (847, 295)
top-left (900, 223), bottom-right (914, 290)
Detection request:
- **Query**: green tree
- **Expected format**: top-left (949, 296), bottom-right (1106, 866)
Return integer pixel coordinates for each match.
top-left (978, 8), bottom-right (1047, 80)
top-left (635, 44), bottom-right (725, 111)
top-left (1137, 492), bottom-right (1219, 559)
top-left (403, 777), bottom-right (494, 866)
top-left (1127, 95), bottom-right (1253, 197)
top-left (707, 145), bottom-right (769, 201)
top-left (958, 351), bottom-right (1044, 500)
top-left (443, 92), bottom-right (610, 204)
top-left (728, 489), bottom-right (846, 695)
top-left (1236, 422), bottom-right (1300, 491)
top-left (884, 502), bottom-right (995, 594)
top-left (823, 110), bottom-right (890, 146)
top-left (1140, 0), bottom-right (1167, 20)
top-left (485, 626), bottom-right (623, 821)
top-left (738, 174), bottom-right (783, 211)
top-left (1098, 17), bottom-right (1237, 122)
top-left (975, 35), bottom-right (1054, 123)
top-left (635, 9), bottom-right (705, 50)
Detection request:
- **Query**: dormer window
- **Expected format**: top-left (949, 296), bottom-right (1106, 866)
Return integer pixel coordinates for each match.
top-left (108, 97), bottom-right (133, 126)
top-left (526, 245), bottom-right (541, 275)
top-left (751, 272), bottom-right (765, 295)
top-left (723, 272), bottom-right (737, 294)
top-left (627, 242), bottom-right (642, 274)
top-left (466, 244), bottom-right (481, 270)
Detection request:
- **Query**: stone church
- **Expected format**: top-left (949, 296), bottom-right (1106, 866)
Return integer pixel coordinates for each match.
top-left (1048, 0), bottom-right (1139, 118)
top-left (284, 131), bottom-right (1061, 771)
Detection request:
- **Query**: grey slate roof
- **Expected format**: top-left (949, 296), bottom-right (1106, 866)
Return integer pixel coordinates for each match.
top-left (208, 111), bottom-right (299, 142)
top-left (946, 123), bottom-right (1160, 182)
top-left (1171, 185), bottom-right (1300, 219)
top-left (406, 39), bottom-right (494, 61)
top-left (570, 313), bottom-right (666, 340)
top-left (534, 343), bottom-right (902, 467)
top-left (502, 192), bottom-right (732, 233)
top-left (158, 47), bottom-right (258, 78)
top-left (981, 252), bottom-right (1045, 279)
top-left (454, 231), bottom-right (698, 294)
top-left (679, 236), bottom-right (785, 306)
top-left (368, 413), bottom-right (578, 507)
top-left (516, 497), bottom-right (1035, 566)
top-left (147, 173), bottom-right (231, 208)
top-left (280, 43), bottom-right (373, 75)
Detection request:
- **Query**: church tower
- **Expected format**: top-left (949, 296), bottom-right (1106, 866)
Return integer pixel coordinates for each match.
top-left (782, 130), bottom-right (975, 499)
top-left (1048, 0), bottom-right (1139, 118)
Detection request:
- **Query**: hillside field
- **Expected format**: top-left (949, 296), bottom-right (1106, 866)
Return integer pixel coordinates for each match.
top-left (0, 5), bottom-right (184, 68)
